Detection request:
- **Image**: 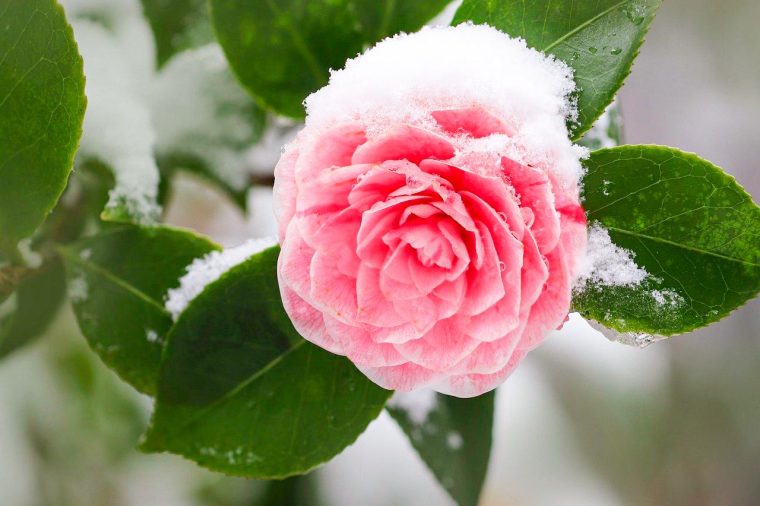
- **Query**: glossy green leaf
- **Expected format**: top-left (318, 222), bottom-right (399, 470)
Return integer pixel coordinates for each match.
top-left (60, 225), bottom-right (219, 394)
top-left (575, 145), bottom-right (760, 337)
top-left (0, 0), bottom-right (87, 243)
top-left (210, 0), bottom-right (451, 118)
top-left (453, 0), bottom-right (661, 139)
top-left (143, 246), bottom-right (391, 478)
top-left (388, 391), bottom-right (494, 506)
top-left (0, 258), bottom-right (66, 359)
top-left (140, 0), bottom-right (213, 67)
top-left (350, 0), bottom-right (453, 41)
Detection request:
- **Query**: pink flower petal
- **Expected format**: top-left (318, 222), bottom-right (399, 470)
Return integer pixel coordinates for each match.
top-left (502, 157), bottom-right (561, 253)
top-left (279, 283), bottom-right (343, 355)
top-left (518, 243), bottom-right (570, 351)
top-left (294, 124), bottom-right (366, 185)
top-left (273, 145), bottom-right (299, 242)
top-left (460, 223), bottom-right (506, 316)
top-left (309, 250), bottom-right (359, 323)
top-left (352, 125), bottom-right (455, 165)
top-left (323, 315), bottom-right (408, 367)
top-left (358, 362), bottom-right (441, 392)
top-left (431, 106), bottom-right (516, 138)
top-left (355, 264), bottom-right (407, 328)
top-left (434, 349), bottom-right (528, 398)
top-left (278, 221), bottom-right (315, 299)
top-left (394, 317), bottom-right (479, 371)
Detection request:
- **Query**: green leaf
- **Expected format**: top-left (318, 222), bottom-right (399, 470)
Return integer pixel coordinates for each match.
top-left (209, 0), bottom-right (451, 118)
top-left (453, 0), bottom-right (661, 139)
top-left (388, 392), bottom-right (494, 506)
top-left (143, 246), bottom-right (391, 478)
top-left (140, 0), bottom-right (214, 67)
top-left (350, 0), bottom-right (453, 41)
top-left (575, 145), bottom-right (760, 337)
top-left (60, 225), bottom-right (219, 394)
top-left (0, 258), bottom-right (66, 359)
top-left (0, 0), bottom-right (87, 243)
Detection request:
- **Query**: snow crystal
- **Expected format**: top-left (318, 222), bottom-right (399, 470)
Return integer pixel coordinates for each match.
top-left (446, 431), bottom-right (463, 450)
top-left (305, 23), bottom-right (585, 185)
top-left (164, 237), bottom-right (277, 320)
top-left (574, 223), bottom-right (648, 289)
top-left (650, 289), bottom-right (684, 307)
top-left (388, 389), bottom-right (437, 425)
top-left (151, 45), bottom-right (263, 192)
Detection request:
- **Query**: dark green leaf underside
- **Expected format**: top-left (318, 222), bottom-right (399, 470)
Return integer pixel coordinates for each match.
top-left (61, 225), bottom-right (219, 394)
top-left (575, 145), bottom-right (760, 335)
top-left (0, 0), bottom-right (87, 241)
top-left (388, 391), bottom-right (494, 506)
top-left (143, 246), bottom-right (391, 478)
top-left (453, 0), bottom-right (661, 139)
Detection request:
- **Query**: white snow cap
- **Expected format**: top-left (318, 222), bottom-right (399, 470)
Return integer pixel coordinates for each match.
top-left (165, 237), bottom-right (277, 320)
top-left (305, 23), bottom-right (585, 184)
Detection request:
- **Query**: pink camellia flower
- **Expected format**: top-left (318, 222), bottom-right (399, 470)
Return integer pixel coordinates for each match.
top-left (274, 24), bottom-right (587, 397)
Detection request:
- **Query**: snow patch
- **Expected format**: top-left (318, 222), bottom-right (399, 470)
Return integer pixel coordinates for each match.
top-left (67, 13), bottom-right (161, 224)
top-left (164, 237), bottom-right (277, 320)
top-left (388, 389), bottom-right (437, 426)
top-left (446, 431), bottom-right (463, 450)
top-left (574, 223), bottom-right (648, 289)
top-left (17, 240), bottom-right (43, 269)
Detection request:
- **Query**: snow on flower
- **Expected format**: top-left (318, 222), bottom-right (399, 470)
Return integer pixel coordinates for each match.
top-left (274, 24), bottom-right (588, 397)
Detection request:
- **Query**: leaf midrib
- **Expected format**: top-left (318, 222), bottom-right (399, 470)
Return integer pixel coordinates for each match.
top-left (168, 339), bottom-right (308, 434)
top-left (542, 0), bottom-right (630, 52)
top-left (262, 0), bottom-right (328, 85)
top-left (60, 249), bottom-right (171, 314)
top-left (604, 225), bottom-right (760, 268)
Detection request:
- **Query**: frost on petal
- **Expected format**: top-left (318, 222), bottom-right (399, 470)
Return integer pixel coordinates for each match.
top-left (305, 23), bottom-right (583, 186)
top-left (165, 237), bottom-right (277, 320)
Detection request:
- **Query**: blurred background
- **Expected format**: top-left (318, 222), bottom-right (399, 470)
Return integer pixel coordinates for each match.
top-left (0, 0), bottom-right (758, 505)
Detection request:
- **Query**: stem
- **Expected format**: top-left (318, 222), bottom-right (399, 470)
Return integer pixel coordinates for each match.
top-left (0, 264), bottom-right (29, 300)
top-left (250, 173), bottom-right (275, 188)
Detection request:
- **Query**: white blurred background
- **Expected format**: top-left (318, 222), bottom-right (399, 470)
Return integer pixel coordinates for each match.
top-left (0, 1), bottom-right (758, 505)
